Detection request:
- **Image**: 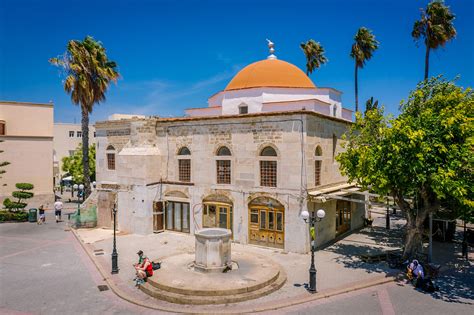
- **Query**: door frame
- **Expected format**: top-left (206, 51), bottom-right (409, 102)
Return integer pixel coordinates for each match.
top-left (202, 202), bottom-right (233, 232)
top-left (336, 200), bottom-right (351, 235)
top-left (248, 205), bottom-right (285, 249)
top-left (152, 201), bottom-right (164, 233)
top-left (165, 200), bottom-right (190, 233)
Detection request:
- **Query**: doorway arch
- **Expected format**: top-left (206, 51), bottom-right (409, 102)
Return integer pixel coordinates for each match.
top-left (248, 196), bottom-right (285, 249)
top-left (202, 194), bottom-right (233, 233)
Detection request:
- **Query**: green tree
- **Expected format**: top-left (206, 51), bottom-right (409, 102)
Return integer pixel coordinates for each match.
top-left (50, 36), bottom-right (119, 198)
top-left (337, 77), bottom-right (473, 258)
top-left (3, 183), bottom-right (34, 211)
top-left (300, 39), bottom-right (328, 76)
top-left (62, 144), bottom-right (96, 184)
top-left (412, 0), bottom-right (456, 80)
top-left (0, 140), bottom-right (10, 187)
top-left (350, 27), bottom-right (379, 113)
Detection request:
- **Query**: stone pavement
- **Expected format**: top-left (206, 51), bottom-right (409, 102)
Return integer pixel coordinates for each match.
top-left (74, 213), bottom-right (402, 313)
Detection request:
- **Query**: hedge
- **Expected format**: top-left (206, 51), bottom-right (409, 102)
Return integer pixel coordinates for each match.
top-left (0, 211), bottom-right (28, 222)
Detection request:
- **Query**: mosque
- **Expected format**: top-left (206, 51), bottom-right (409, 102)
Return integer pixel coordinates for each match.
top-left (94, 41), bottom-right (365, 253)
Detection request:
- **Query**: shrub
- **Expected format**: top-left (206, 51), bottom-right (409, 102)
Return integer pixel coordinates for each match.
top-left (0, 210), bottom-right (28, 222)
top-left (4, 183), bottom-right (34, 211)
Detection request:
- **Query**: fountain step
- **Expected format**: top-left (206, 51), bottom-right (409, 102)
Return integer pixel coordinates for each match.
top-left (147, 268), bottom-right (280, 296)
top-left (139, 268), bottom-right (287, 305)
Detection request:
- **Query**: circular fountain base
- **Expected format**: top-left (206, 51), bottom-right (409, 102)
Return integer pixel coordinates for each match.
top-left (140, 250), bottom-right (286, 304)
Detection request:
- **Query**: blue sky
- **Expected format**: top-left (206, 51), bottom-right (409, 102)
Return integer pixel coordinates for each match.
top-left (1, 0), bottom-right (473, 123)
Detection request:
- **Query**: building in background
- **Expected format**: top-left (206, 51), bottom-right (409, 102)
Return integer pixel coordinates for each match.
top-left (0, 101), bottom-right (54, 207)
top-left (53, 123), bottom-right (96, 186)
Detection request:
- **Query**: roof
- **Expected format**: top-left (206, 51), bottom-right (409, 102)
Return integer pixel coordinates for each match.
top-left (225, 59), bottom-right (316, 91)
top-left (0, 100), bottom-right (53, 107)
top-left (95, 109), bottom-right (353, 129)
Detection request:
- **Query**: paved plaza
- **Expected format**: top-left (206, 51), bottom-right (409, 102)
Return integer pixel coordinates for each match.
top-left (0, 208), bottom-right (472, 314)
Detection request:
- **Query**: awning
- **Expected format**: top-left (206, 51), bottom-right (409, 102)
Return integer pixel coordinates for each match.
top-left (62, 176), bottom-right (73, 181)
top-left (308, 183), bottom-right (366, 204)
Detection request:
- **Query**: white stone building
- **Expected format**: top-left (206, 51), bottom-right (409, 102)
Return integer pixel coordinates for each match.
top-left (95, 45), bottom-right (365, 253)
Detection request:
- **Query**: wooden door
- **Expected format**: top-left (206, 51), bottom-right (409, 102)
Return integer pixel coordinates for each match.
top-left (203, 203), bottom-right (233, 233)
top-left (336, 200), bottom-right (351, 235)
top-left (153, 201), bottom-right (164, 232)
top-left (249, 206), bottom-right (284, 249)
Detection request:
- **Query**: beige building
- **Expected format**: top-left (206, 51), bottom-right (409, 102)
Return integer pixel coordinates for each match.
top-left (53, 123), bottom-right (96, 185)
top-left (0, 101), bottom-right (54, 206)
top-left (95, 46), bottom-right (365, 253)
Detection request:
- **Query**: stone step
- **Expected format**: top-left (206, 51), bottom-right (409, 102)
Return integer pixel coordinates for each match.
top-left (139, 269), bottom-right (287, 305)
top-left (147, 269), bottom-right (280, 296)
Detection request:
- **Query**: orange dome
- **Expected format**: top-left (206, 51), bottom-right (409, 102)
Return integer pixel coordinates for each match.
top-left (225, 59), bottom-right (316, 91)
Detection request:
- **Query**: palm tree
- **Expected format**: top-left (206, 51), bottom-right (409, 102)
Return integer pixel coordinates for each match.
top-left (350, 27), bottom-right (379, 113)
top-left (365, 97), bottom-right (379, 114)
top-left (50, 36), bottom-right (119, 197)
top-left (412, 0), bottom-right (456, 80)
top-left (300, 39), bottom-right (328, 76)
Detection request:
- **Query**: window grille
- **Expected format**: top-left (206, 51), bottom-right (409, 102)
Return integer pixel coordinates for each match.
top-left (107, 153), bottom-right (115, 170)
top-left (260, 160), bottom-right (277, 187)
top-left (216, 160), bottom-right (231, 184)
top-left (315, 160), bottom-right (322, 186)
top-left (179, 159), bottom-right (191, 182)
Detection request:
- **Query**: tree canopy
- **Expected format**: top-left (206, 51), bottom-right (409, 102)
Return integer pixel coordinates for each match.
top-left (300, 39), bottom-right (328, 76)
top-left (337, 77), bottom-right (473, 257)
top-left (412, 0), bottom-right (456, 80)
top-left (62, 144), bottom-right (96, 184)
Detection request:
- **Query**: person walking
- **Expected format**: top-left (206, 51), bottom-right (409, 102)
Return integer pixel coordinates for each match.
top-left (37, 205), bottom-right (46, 224)
top-left (54, 200), bottom-right (63, 223)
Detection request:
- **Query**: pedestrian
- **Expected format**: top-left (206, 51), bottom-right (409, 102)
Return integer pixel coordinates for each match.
top-left (37, 205), bottom-right (46, 224)
top-left (54, 199), bottom-right (63, 223)
top-left (134, 250), bottom-right (153, 286)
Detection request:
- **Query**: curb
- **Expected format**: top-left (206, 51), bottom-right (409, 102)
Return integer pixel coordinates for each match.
top-left (70, 228), bottom-right (397, 314)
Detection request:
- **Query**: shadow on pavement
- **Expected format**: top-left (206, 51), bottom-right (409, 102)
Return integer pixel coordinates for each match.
top-left (323, 225), bottom-right (474, 304)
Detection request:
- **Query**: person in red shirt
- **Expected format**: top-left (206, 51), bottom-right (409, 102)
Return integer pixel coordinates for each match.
top-left (134, 250), bottom-right (153, 286)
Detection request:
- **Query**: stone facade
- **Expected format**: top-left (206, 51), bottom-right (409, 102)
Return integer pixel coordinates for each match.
top-left (95, 110), bottom-right (365, 253)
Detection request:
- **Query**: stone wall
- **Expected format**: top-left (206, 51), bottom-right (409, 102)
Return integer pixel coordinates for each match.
top-left (94, 111), bottom-right (353, 253)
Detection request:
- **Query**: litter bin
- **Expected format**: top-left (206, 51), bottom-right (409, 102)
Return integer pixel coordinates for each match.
top-left (28, 208), bottom-right (38, 223)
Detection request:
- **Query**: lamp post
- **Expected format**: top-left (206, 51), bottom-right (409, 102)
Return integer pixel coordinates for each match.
top-left (111, 203), bottom-right (119, 274)
top-left (73, 184), bottom-right (84, 226)
top-left (301, 208), bottom-right (326, 293)
top-left (386, 197), bottom-right (390, 230)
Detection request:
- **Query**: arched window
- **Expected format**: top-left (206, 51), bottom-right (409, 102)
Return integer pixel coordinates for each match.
top-left (106, 145), bottom-right (116, 170)
top-left (217, 146), bottom-right (231, 156)
top-left (332, 134), bottom-right (337, 162)
top-left (315, 146), bottom-right (323, 186)
top-left (333, 104), bottom-right (337, 117)
top-left (216, 146), bottom-right (231, 184)
top-left (178, 147), bottom-right (191, 155)
top-left (177, 147), bottom-right (191, 182)
top-left (260, 146), bottom-right (277, 157)
top-left (259, 146), bottom-right (278, 187)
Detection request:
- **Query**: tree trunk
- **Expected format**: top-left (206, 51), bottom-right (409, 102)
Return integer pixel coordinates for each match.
top-left (393, 190), bottom-right (429, 259)
top-left (424, 45), bottom-right (430, 80)
top-left (354, 63), bottom-right (359, 113)
top-left (81, 107), bottom-right (91, 199)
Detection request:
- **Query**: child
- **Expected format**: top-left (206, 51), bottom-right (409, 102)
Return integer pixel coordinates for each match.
top-left (37, 205), bottom-right (46, 224)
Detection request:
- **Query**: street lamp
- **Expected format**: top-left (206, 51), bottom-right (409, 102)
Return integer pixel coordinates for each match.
top-left (111, 203), bottom-right (119, 274)
top-left (73, 184), bottom-right (84, 226)
top-left (301, 208), bottom-right (326, 293)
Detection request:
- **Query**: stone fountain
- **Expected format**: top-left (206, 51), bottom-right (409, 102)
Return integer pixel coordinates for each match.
top-left (194, 228), bottom-right (232, 273)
